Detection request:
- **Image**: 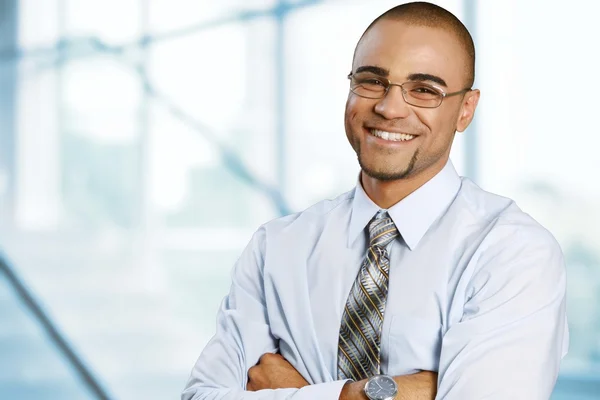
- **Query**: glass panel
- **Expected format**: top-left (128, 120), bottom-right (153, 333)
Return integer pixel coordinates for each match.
top-left (0, 270), bottom-right (94, 399)
top-left (64, 0), bottom-right (141, 45)
top-left (148, 0), bottom-right (277, 34)
top-left (5, 0), bottom-right (600, 398)
top-left (17, 0), bottom-right (60, 49)
top-left (477, 1), bottom-right (600, 396)
top-left (478, 0), bottom-right (600, 376)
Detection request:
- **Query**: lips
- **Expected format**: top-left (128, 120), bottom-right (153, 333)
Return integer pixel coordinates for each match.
top-left (368, 128), bottom-right (416, 142)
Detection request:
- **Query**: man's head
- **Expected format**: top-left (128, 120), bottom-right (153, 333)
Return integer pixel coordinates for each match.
top-left (345, 1), bottom-right (480, 183)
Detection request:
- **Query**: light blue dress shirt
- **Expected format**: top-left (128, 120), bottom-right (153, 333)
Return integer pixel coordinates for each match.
top-left (182, 161), bottom-right (569, 400)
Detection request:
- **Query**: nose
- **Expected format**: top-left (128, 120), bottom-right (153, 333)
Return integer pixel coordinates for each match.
top-left (373, 85), bottom-right (411, 120)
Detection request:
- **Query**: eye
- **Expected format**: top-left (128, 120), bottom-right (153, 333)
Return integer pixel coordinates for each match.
top-left (363, 78), bottom-right (385, 86)
top-left (407, 83), bottom-right (442, 100)
top-left (357, 77), bottom-right (386, 88)
top-left (412, 85), bottom-right (439, 95)
top-left (352, 74), bottom-right (387, 87)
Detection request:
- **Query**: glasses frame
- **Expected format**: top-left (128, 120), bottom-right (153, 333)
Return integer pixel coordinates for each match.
top-left (347, 72), bottom-right (471, 109)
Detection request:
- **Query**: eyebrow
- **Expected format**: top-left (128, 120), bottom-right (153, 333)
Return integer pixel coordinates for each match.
top-left (354, 65), bottom-right (390, 76)
top-left (407, 73), bottom-right (447, 87)
top-left (353, 66), bottom-right (448, 88)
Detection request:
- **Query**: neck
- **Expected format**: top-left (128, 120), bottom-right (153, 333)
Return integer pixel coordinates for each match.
top-left (360, 162), bottom-right (446, 209)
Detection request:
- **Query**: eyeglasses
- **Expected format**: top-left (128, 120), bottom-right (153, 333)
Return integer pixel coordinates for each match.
top-left (348, 72), bottom-right (471, 109)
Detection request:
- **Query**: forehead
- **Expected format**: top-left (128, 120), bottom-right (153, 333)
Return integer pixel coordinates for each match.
top-left (353, 19), bottom-right (467, 86)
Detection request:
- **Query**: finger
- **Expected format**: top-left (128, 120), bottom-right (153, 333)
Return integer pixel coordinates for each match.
top-left (248, 365), bottom-right (258, 381)
top-left (258, 352), bottom-right (280, 364)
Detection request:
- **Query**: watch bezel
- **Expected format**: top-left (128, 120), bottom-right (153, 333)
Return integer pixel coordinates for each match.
top-left (364, 374), bottom-right (398, 400)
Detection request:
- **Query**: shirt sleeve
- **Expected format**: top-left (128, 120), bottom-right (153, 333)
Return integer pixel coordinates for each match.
top-left (436, 225), bottom-right (569, 400)
top-left (181, 227), bottom-right (350, 400)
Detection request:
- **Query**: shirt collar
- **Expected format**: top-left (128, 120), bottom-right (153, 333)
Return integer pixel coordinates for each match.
top-left (348, 160), bottom-right (462, 250)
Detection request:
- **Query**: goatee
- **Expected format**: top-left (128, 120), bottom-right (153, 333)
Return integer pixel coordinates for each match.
top-left (358, 150), bottom-right (419, 181)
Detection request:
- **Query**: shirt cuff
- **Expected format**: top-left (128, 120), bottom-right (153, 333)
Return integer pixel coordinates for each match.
top-left (293, 379), bottom-right (351, 400)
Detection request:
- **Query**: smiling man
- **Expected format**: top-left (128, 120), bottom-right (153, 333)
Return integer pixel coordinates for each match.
top-left (182, 2), bottom-right (569, 400)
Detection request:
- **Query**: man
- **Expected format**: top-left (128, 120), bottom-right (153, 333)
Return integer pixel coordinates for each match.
top-left (182, 2), bottom-right (569, 399)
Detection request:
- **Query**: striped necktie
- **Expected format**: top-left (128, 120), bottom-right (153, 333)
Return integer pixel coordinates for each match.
top-left (338, 211), bottom-right (399, 381)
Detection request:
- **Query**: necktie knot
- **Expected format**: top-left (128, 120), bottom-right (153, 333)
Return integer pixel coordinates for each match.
top-left (368, 211), bottom-right (398, 248)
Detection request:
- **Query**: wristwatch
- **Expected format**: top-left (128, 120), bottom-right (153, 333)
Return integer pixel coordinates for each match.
top-left (364, 374), bottom-right (398, 400)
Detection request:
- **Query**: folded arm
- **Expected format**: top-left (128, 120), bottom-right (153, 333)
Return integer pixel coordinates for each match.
top-left (181, 227), bottom-right (350, 400)
top-left (182, 226), bottom-right (441, 400)
top-left (247, 352), bottom-right (437, 399)
top-left (435, 226), bottom-right (569, 399)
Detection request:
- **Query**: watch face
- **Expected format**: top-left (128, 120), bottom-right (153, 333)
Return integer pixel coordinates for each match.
top-left (365, 375), bottom-right (398, 400)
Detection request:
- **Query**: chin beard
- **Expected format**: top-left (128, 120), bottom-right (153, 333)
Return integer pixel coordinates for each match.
top-left (358, 150), bottom-right (419, 181)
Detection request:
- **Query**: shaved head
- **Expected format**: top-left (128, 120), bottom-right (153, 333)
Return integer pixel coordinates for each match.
top-left (355, 2), bottom-right (476, 87)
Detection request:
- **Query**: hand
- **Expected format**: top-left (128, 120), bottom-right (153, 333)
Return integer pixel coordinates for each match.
top-left (247, 353), bottom-right (310, 391)
top-left (340, 371), bottom-right (438, 400)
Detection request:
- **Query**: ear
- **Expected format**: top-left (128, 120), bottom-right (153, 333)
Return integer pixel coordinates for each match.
top-left (456, 89), bottom-right (480, 132)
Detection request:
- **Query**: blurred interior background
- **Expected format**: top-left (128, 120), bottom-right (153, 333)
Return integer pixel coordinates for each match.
top-left (0, 0), bottom-right (599, 399)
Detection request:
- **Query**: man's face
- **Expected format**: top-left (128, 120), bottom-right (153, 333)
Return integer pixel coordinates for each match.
top-left (345, 19), bottom-right (478, 181)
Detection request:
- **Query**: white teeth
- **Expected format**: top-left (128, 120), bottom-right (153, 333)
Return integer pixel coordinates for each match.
top-left (370, 129), bottom-right (415, 142)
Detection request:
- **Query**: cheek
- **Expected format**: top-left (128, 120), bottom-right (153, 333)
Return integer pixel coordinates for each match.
top-left (345, 95), bottom-right (369, 122)
top-left (414, 110), bottom-right (436, 136)
top-left (344, 102), bottom-right (361, 137)
top-left (415, 110), bottom-right (454, 145)
top-left (345, 100), bottom-right (357, 123)
top-left (345, 98), bottom-right (363, 147)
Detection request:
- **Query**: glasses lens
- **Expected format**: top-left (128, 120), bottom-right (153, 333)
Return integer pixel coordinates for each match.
top-left (350, 73), bottom-right (387, 98)
top-left (403, 82), bottom-right (443, 108)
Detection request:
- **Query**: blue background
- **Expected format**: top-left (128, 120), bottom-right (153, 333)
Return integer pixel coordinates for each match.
top-left (0, 0), bottom-right (598, 398)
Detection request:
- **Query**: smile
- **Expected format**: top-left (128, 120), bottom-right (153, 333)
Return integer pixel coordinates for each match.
top-left (369, 129), bottom-right (416, 142)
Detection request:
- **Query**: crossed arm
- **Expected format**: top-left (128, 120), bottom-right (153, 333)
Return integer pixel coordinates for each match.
top-left (182, 226), bottom-right (569, 400)
top-left (246, 352), bottom-right (437, 400)
top-left (182, 229), bottom-right (439, 400)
